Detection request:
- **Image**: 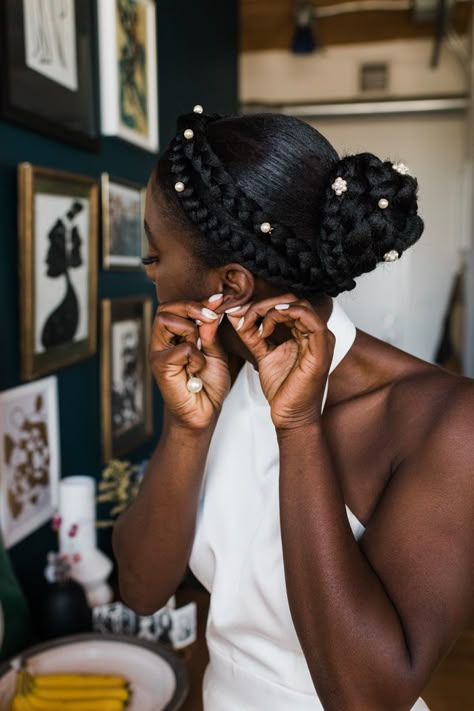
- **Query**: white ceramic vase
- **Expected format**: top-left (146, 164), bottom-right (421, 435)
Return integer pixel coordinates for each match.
top-left (59, 476), bottom-right (113, 607)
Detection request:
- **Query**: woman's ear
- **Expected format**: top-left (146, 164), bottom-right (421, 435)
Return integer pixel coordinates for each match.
top-left (216, 263), bottom-right (255, 311)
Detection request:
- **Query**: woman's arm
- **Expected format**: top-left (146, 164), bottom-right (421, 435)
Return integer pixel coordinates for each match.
top-left (277, 385), bottom-right (474, 711)
top-left (112, 406), bottom-right (215, 615)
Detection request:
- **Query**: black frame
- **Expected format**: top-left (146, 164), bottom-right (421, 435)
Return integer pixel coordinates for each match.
top-left (0, 0), bottom-right (99, 150)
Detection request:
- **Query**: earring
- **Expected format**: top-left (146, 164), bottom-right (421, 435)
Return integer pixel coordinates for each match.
top-left (187, 375), bottom-right (203, 393)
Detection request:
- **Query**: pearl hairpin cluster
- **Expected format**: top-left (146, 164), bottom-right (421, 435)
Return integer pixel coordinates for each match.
top-left (330, 161), bottom-right (411, 262)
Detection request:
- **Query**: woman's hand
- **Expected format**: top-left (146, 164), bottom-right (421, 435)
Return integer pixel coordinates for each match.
top-left (149, 295), bottom-right (230, 431)
top-left (226, 294), bottom-right (335, 431)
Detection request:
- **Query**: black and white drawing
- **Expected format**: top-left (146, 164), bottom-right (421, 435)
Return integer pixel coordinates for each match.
top-left (111, 319), bottom-right (144, 437)
top-left (34, 195), bottom-right (90, 355)
top-left (0, 377), bottom-right (60, 548)
top-left (23, 0), bottom-right (78, 90)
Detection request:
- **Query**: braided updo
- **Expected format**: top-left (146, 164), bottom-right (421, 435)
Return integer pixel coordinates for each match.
top-left (154, 109), bottom-right (424, 298)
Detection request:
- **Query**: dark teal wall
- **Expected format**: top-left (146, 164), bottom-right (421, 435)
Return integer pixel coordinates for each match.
top-left (1, 0), bottom-right (238, 622)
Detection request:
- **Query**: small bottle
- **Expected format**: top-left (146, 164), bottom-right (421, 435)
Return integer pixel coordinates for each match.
top-left (39, 552), bottom-right (92, 640)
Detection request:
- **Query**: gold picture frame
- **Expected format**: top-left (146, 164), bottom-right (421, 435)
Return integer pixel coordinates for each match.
top-left (18, 163), bottom-right (98, 380)
top-left (101, 173), bottom-right (146, 271)
top-left (101, 296), bottom-right (153, 461)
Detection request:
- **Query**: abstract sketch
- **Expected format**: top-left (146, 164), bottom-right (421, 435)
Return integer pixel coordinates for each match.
top-left (116, 0), bottom-right (148, 138)
top-left (23, 0), bottom-right (78, 91)
top-left (0, 378), bottom-right (60, 548)
top-left (34, 194), bottom-right (90, 355)
top-left (111, 319), bottom-right (144, 437)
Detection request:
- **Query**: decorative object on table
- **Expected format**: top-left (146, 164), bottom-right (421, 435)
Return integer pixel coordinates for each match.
top-left (101, 298), bottom-right (153, 461)
top-left (92, 600), bottom-right (196, 650)
top-left (0, 0), bottom-right (99, 149)
top-left (0, 532), bottom-right (32, 661)
top-left (98, 0), bottom-right (159, 152)
top-left (18, 163), bottom-right (99, 380)
top-left (96, 458), bottom-right (147, 527)
top-left (58, 476), bottom-right (113, 607)
top-left (101, 173), bottom-right (147, 271)
top-left (0, 633), bottom-right (189, 711)
top-left (39, 552), bottom-right (92, 641)
top-left (0, 376), bottom-right (60, 548)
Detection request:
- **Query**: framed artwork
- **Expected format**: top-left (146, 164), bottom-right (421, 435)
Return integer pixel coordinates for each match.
top-left (101, 173), bottom-right (146, 271)
top-left (101, 296), bottom-right (153, 461)
top-left (18, 163), bottom-right (99, 381)
top-left (0, 0), bottom-right (99, 150)
top-left (0, 376), bottom-right (60, 549)
top-left (98, 0), bottom-right (159, 152)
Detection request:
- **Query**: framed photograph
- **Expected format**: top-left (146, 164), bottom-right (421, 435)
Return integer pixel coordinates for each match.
top-left (0, 376), bottom-right (60, 549)
top-left (98, 0), bottom-right (159, 152)
top-left (0, 0), bottom-right (99, 150)
top-left (18, 163), bottom-right (99, 381)
top-left (101, 173), bottom-right (146, 271)
top-left (101, 296), bottom-right (153, 461)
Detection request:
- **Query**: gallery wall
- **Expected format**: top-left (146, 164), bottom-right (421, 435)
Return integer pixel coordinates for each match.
top-left (0, 0), bottom-right (238, 612)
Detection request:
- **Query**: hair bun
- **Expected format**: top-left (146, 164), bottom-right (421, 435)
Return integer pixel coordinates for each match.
top-left (318, 152), bottom-right (424, 296)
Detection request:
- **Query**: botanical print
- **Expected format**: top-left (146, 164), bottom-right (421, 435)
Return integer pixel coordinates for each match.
top-left (111, 318), bottom-right (144, 437)
top-left (34, 193), bottom-right (90, 355)
top-left (0, 378), bottom-right (59, 548)
top-left (107, 181), bottom-right (142, 264)
top-left (116, 0), bottom-right (149, 139)
top-left (23, 0), bottom-right (78, 91)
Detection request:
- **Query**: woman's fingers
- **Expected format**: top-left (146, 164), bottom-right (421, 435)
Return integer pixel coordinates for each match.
top-left (150, 296), bottom-right (223, 352)
top-left (150, 340), bottom-right (207, 374)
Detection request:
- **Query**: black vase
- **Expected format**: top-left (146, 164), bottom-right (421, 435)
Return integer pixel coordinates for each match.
top-left (39, 579), bottom-right (92, 640)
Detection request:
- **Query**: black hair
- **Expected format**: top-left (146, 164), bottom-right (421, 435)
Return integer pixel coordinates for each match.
top-left (154, 111), bottom-right (424, 298)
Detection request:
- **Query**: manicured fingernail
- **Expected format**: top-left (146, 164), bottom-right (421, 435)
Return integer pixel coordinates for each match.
top-left (201, 307), bottom-right (219, 320)
top-left (195, 319), bottom-right (203, 326)
top-left (196, 337), bottom-right (202, 350)
top-left (257, 323), bottom-right (263, 335)
top-left (218, 314), bottom-right (225, 324)
top-left (275, 303), bottom-right (290, 310)
top-left (225, 305), bottom-right (243, 314)
top-left (208, 293), bottom-right (223, 302)
top-left (236, 316), bottom-right (245, 331)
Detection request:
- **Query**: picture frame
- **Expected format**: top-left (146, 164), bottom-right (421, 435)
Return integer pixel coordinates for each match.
top-left (98, 0), bottom-right (159, 152)
top-left (0, 376), bottom-right (60, 549)
top-left (18, 163), bottom-right (99, 381)
top-left (101, 296), bottom-right (153, 461)
top-left (0, 0), bottom-right (99, 150)
top-left (101, 173), bottom-right (146, 271)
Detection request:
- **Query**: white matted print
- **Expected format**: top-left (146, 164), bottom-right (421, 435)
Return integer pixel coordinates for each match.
top-left (34, 193), bottom-right (90, 355)
top-left (102, 174), bottom-right (145, 270)
top-left (99, 0), bottom-right (159, 152)
top-left (23, 0), bottom-right (78, 91)
top-left (0, 377), bottom-right (60, 548)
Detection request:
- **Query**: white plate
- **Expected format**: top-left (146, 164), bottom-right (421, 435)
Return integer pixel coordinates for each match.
top-left (0, 634), bottom-right (188, 711)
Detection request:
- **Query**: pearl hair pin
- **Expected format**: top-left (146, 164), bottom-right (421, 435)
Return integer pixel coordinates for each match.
top-left (174, 181), bottom-right (185, 192)
top-left (331, 177), bottom-right (347, 196)
top-left (260, 222), bottom-right (273, 234)
top-left (193, 104), bottom-right (204, 114)
top-left (383, 250), bottom-right (400, 262)
top-left (378, 198), bottom-right (389, 209)
top-left (184, 129), bottom-right (194, 140)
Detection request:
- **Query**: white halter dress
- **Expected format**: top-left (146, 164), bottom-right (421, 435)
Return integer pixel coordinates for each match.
top-left (189, 298), bottom-right (430, 710)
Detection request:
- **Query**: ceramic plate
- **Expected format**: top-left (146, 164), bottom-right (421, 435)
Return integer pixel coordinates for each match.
top-left (0, 633), bottom-right (189, 710)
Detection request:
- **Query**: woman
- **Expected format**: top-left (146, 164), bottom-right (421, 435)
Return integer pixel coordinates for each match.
top-left (113, 108), bottom-right (474, 710)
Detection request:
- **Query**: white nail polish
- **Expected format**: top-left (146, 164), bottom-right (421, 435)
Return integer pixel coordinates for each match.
top-left (197, 337), bottom-right (202, 350)
top-left (218, 314), bottom-right (225, 324)
top-left (225, 305), bottom-right (242, 314)
top-left (208, 293), bottom-right (223, 302)
top-left (195, 319), bottom-right (203, 326)
top-left (257, 323), bottom-right (263, 335)
top-left (201, 307), bottom-right (219, 320)
top-left (236, 316), bottom-right (245, 331)
top-left (275, 303), bottom-right (290, 310)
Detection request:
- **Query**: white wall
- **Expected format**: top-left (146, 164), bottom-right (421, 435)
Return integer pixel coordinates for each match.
top-left (240, 39), bottom-right (468, 104)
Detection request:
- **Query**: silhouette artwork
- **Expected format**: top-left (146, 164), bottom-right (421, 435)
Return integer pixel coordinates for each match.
top-left (41, 201), bottom-right (84, 350)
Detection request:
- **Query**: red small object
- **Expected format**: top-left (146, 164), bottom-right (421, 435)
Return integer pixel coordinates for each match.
top-left (51, 514), bottom-right (62, 531)
top-left (68, 524), bottom-right (78, 538)
top-left (72, 553), bottom-right (81, 563)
